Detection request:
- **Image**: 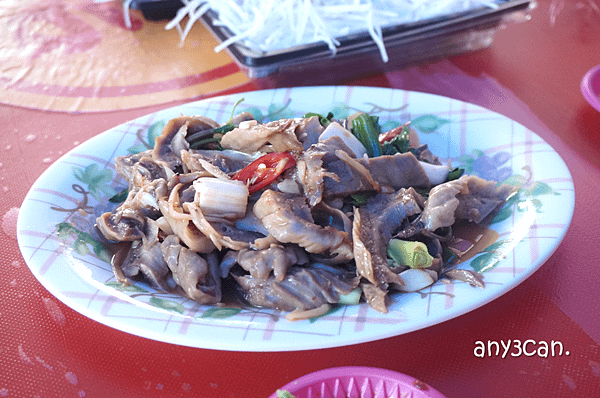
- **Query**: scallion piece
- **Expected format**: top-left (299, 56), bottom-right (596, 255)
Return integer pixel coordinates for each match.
top-left (338, 288), bottom-right (361, 305)
top-left (387, 239), bottom-right (434, 269)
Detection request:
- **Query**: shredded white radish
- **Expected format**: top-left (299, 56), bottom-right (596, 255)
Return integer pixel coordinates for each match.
top-left (124, 0), bottom-right (502, 62)
top-left (122, 0), bottom-right (134, 29)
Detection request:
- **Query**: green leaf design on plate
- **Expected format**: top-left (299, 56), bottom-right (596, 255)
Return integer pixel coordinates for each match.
top-left (469, 240), bottom-right (512, 272)
top-left (128, 120), bottom-right (166, 153)
top-left (410, 114), bottom-right (451, 133)
top-left (72, 239), bottom-right (90, 256)
top-left (481, 240), bottom-right (509, 253)
top-left (497, 174), bottom-right (561, 219)
top-left (502, 174), bottom-right (528, 189)
top-left (470, 251), bottom-right (504, 273)
top-left (267, 103), bottom-right (294, 120)
top-left (149, 297), bottom-right (185, 314)
top-left (457, 155), bottom-right (475, 174)
top-left (105, 281), bottom-right (149, 293)
top-left (127, 144), bottom-right (148, 154)
top-left (522, 181), bottom-right (557, 197)
top-left (56, 222), bottom-right (111, 262)
top-left (199, 307), bottom-right (242, 319)
top-left (242, 106), bottom-right (263, 121)
top-left (147, 120), bottom-right (165, 148)
top-left (329, 102), bottom-right (351, 119)
top-left (491, 205), bottom-right (513, 224)
top-left (381, 120), bottom-right (402, 132)
top-left (72, 163), bottom-right (116, 201)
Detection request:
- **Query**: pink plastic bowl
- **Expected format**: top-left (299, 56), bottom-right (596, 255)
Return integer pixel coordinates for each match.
top-left (269, 366), bottom-right (447, 398)
top-left (581, 64), bottom-right (600, 112)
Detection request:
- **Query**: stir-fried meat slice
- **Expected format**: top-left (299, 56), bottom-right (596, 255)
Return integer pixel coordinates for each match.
top-left (443, 269), bottom-right (485, 288)
top-left (187, 149), bottom-right (256, 174)
top-left (220, 118), bottom-right (304, 154)
top-left (117, 219), bottom-right (171, 290)
top-left (321, 151), bottom-right (431, 199)
top-left (322, 159), bottom-right (379, 198)
top-left (421, 175), bottom-right (515, 231)
top-left (211, 222), bottom-right (266, 245)
top-left (185, 204), bottom-right (249, 251)
top-left (114, 151), bottom-right (148, 183)
top-left (235, 244), bottom-right (308, 281)
top-left (360, 282), bottom-right (389, 314)
top-left (180, 150), bottom-right (231, 180)
top-left (358, 152), bottom-right (430, 191)
top-left (454, 175), bottom-right (516, 223)
top-left (253, 190), bottom-right (353, 260)
top-left (420, 178), bottom-right (464, 232)
top-left (96, 178), bottom-right (168, 242)
top-left (412, 144), bottom-right (442, 165)
top-left (296, 136), bottom-right (350, 206)
top-left (115, 151), bottom-right (168, 188)
top-left (161, 235), bottom-right (222, 304)
top-left (231, 111), bottom-right (255, 126)
top-left (353, 209), bottom-right (403, 288)
top-left (295, 116), bottom-right (325, 150)
top-left (312, 200), bottom-right (353, 234)
top-left (352, 188), bottom-right (424, 312)
top-left (335, 149), bottom-right (381, 192)
top-left (96, 211), bottom-right (145, 242)
top-left (234, 266), bottom-right (360, 312)
top-left (153, 116), bottom-right (219, 172)
top-left (123, 178), bottom-right (167, 219)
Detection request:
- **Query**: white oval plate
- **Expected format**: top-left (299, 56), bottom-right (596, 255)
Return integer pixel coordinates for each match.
top-left (17, 86), bottom-right (574, 351)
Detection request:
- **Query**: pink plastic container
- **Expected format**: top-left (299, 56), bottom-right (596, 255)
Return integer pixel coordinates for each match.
top-left (269, 366), bottom-right (447, 398)
top-left (581, 64), bottom-right (600, 112)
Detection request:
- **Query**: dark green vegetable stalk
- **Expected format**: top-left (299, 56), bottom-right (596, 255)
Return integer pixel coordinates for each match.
top-left (351, 114), bottom-right (382, 157)
top-left (446, 167), bottom-right (465, 182)
top-left (188, 132), bottom-right (229, 150)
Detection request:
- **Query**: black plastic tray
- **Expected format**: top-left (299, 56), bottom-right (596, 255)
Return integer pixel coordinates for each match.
top-left (199, 0), bottom-right (535, 80)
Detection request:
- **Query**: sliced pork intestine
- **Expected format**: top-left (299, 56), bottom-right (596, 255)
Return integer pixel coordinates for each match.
top-left (161, 235), bottom-right (222, 304)
top-left (253, 189), bottom-right (353, 261)
top-left (234, 266), bottom-right (360, 312)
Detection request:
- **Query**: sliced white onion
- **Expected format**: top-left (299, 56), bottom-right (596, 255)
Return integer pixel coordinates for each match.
top-left (398, 268), bottom-right (435, 292)
top-left (419, 161), bottom-right (450, 186)
top-left (319, 122), bottom-right (367, 158)
top-left (193, 177), bottom-right (249, 219)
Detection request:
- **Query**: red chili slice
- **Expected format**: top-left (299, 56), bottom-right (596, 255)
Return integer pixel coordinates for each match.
top-left (232, 152), bottom-right (296, 194)
top-left (379, 124), bottom-right (406, 143)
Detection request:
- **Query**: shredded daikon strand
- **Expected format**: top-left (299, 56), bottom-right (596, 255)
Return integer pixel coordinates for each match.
top-left (123, 0), bottom-right (502, 62)
top-left (122, 0), bottom-right (134, 29)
